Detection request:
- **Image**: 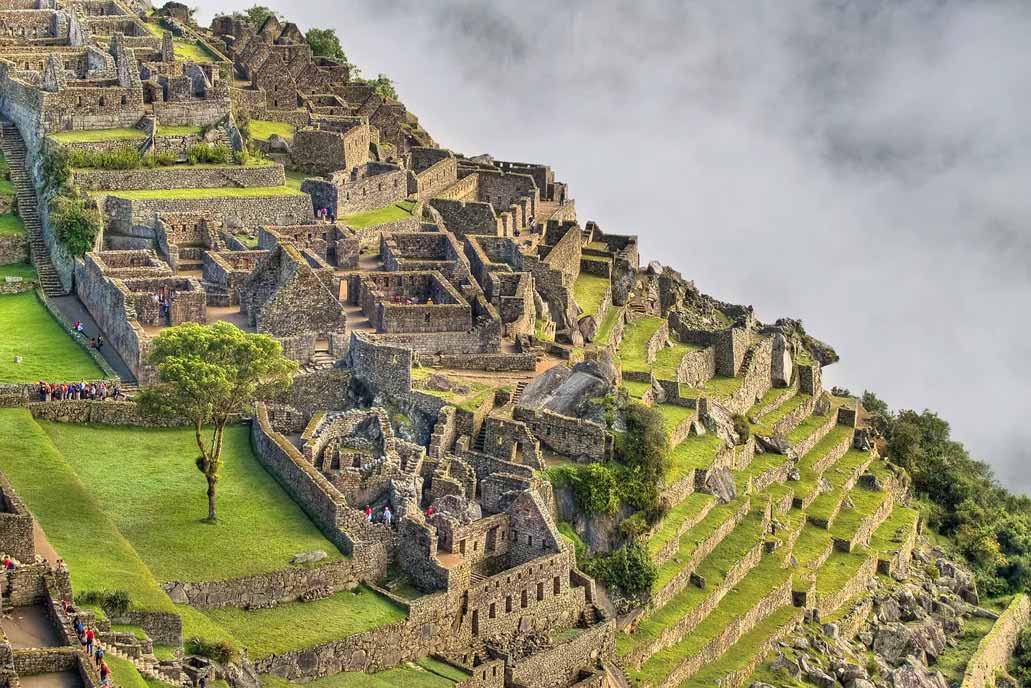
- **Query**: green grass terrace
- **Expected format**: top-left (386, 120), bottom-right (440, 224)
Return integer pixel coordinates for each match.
top-left (342, 201), bottom-right (416, 229)
top-left (618, 315), bottom-right (665, 373)
top-left (573, 272), bottom-right (610, 320)
top-left (0, 292), bottom-right (104, 383)
top-left (250, 120), bottom-right (297, 142)
top-left (49, 128), bottom-right (147, 144)
top-left (261, 656), bottom-right (467, 688)
top-left (0, 412), bottom-right (347, 612)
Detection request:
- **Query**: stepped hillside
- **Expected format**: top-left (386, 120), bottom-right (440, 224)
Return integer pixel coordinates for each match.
top-left (0, 3), bottom-right (1028, 688)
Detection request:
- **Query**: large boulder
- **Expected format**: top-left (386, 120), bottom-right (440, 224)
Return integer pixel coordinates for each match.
top-left (771, 333), bottom-right (793, 387)
top-left (702, 466), bottom-right (737, 504)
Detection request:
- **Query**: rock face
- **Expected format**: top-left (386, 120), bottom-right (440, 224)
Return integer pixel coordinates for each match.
top-left (756, 542), bottom-right (988, 688)
top-left (518, 363), bottom-right (612, 417)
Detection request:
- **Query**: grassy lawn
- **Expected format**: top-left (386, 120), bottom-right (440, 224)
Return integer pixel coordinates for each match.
top-left (786, 410), bottom-right (829, 445)
top-left (284, 169), bottom-right (310, 191)
top-left (0, 292), bottom-right (105, 383)
top-left (657, 403), bottom-right (694, 436)
top-left (653, 341), bottom-right (704, 381)
top-left (39, 423), bottom-right (344, 583)
top-left (746, 386), bottom-right (795, 418)
top-left (618, 315), bottom-right (665, 372)
top-left (250, 120), bottom-right (297, 142)
top-left (595, 305), bottom-right (623, 345)
top-left (663, 433), bottom-right (721, 486)
top-left (113, 186), bottom-right (304, 200)
top-left (0, 213), bottom-right (25, 235)
top-left (342, 201), bottom-right (416, 229)
top-left (0, 262), bottom-right (35, 280)
top-left (175, 39), bottom-right (218, 63)
top-left (156, 125), bottom-right (203, 137)
top-left (652, 499), bottom-right (744, 593)
top-left (0, 409), bottom-right (174, 611)
top-left (807, 450), bottom-right (874, 526)
top-left (49, 128), bottom-right (146, 144)
top-left (201, 586), bottom-right (406, 658)
top-left (261, 660), bottom-right (459, 688)
top-left (753, 393), bottom-right (811, 436)
top-left (574, 273), bottom-right (609, 320)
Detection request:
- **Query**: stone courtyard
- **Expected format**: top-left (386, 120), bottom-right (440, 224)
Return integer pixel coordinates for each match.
top-left (0, 3), bottom-right (1025, 688)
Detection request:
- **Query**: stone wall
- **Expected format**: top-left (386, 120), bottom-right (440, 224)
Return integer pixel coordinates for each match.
top-left (415, 352), bottom-right (537, 372)
top-left (105, 192), bottom-right (313, 233)
top-left (513, 407), bottom-right (611, 461)
top-left (0, 232), bottom-right (27, 265)
top-left (27, 400), bottom-right (187, 427)
top-left (162, 557), bottom-right (378, 609)
top-left (816, 554), bottom-right (876, 617)
top-left (347, 332), bottom-right (413, 398)
top-left (508, 621), bottom-right (614, 688)
top-left (714, 328), bottom-right (747, 377)
top-left (74, 256), bottom-right (149, 379)
top-left (676, 347), bottom-right (715, 385)
top-left (429, 198), bottom-right (500, 238)
top-left (0, 470), bottom-right (34, 563)
top-left (72, 163), bottom-right (285, 192)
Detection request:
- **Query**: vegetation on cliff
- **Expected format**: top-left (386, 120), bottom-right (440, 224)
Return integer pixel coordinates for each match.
top-left (863, 391), bottom-right (1031, 596)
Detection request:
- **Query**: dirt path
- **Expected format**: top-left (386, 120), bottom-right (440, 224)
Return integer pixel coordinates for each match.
top-left (32, 520), bottom-right (60, 566)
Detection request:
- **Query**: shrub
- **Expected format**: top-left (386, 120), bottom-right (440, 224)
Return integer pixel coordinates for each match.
top-left (67, 146), bottom-right (142, 170)
top-left (78, 590), bottom-right (131, 617)
top-left (187, 144), bottom-right (232, 165)
top-left (619, 403), bottom-right (670, 485)
top-left (42, 146), bottom-right (72, 193)
top-left (50, 193), bottom-right (102, 257)
top-left (547, 463), bottom-right (620, 516)
top-left (185, 636), bottom-right (236, 664)
top-left (732, 413), bottom-right (750, 442)
top-left (584, 542), bottom-right (656, 597)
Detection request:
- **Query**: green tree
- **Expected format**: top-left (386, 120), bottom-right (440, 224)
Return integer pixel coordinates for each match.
top-left (49, 193), bottom-right (101, 257)
top-left (305, 27), bottom-right (347, 61)
top-left (366, 74), bottom-right (398, 100)
top-left (619, 403), bottom-right (670, 485)
top-left (240, 5), bottom-right (278, 26)
top-left (138, 322), bottom-right (297, 522)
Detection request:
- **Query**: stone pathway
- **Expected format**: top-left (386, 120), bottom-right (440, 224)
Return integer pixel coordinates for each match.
top-left (48, 295), bottom-right (134, 381)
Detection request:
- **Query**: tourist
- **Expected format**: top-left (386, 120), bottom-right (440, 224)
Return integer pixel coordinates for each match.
top-left (93, 645), bottom-right (105, 668)
top-left (425, 506), bottom-right (434, 518)
top-left (383, 506), bottom-right (393, 527)
top-left (364, 504), bottom-right (372, 522)
top-left (199, 675), bottom-right (208, 688)
top-left (73, 616), bottom-right (84, 640)
top-left (99, 661), bottom-right (110, 686)
top-left (37, 381), bottom-right (47, 401)
top-left (89, 337), bottom-right (97, 349)
top-left (2, 555), bottom-right (14, 571)
top-left (96, 336), bottom-right (104, 351)
top-left (85, 626), bottom-right (95, 656)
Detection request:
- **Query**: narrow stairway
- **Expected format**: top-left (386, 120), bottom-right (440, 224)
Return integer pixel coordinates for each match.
top-left (0, 120), bottom-right (64, 297)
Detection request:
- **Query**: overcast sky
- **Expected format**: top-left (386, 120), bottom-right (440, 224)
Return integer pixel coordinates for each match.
top-left (197, 0), bottom-right (1031, 494)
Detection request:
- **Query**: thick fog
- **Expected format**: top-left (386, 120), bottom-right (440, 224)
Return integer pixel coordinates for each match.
top-left (197, 1), bottom-right (1031, 493)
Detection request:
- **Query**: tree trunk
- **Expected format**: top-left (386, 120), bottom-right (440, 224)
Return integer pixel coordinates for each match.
top-left (206, 474), bottom-right (217, 522)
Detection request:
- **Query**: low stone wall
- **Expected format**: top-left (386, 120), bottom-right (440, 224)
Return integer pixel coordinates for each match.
top-left (111, 609), bottom-right (181, 646)
top-left (836, 490), bottom-right (896, 553)
top-left (508, 621), bottom-right (615, 688)
top-left (73, 164), bottom-right (285, 192)
top-left (770, 393), bottom-right (817, 439)
top-left (162, 558), bottom-right (376, 609)
top-left (0, 233), bottom-right (27, 265)
top-left (665, 577), bottom-right (794, 687)
top-left (792, 411), bottom-right (837, 457)
top-left (720, 608), bottom-right (804, 688)
top-left (816, 554), bottom-right (876, 617)
top-left (27, 400), bottom-right (187, 427)
top-left (628, 536), bottom-right (764, 671)
top-left (415, 352), bottom-right (537, 372)
top-left (12, 648), bottom-right (83, 677)
top-left (513, 407), bottom-right (611, 461)
top-left (0, 470), bottom-right (34, 562)
top-left (105, 193), bottom-right (313, 233)
top-left (676, 347), bottom-right (715, 385)
top-left (651, 498), bottom-right (753, 609)
top-left (960, 593), bottom-right (1031, 688)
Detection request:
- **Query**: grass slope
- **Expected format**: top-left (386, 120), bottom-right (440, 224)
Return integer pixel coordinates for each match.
top-left (50, 128), bottom-right (147, 144)
top-left (0, 409), bottom-right (173, 611)
top-left (0, 292), bottom-right (105, 383)
top-left (0, 213), bottom-right (25, 236)
top-left (574, 273), bottom-right (609, 320)
top-left (342, 201), bottom-right (416, 229)
top-left (200, 586), bottom-right (406, 658)
top-left (39, 422), bottom-right (344, 582)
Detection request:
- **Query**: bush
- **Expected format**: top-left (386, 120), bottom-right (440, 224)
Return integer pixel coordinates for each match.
top-left (1012, 626), bottom-right (1031, 686)
top-left (547, 463), bottom-right (620, 516)
top-left (67, 146), bottom-right (142, 170)
top-left (50, 193), bottom-right (102, 257)
top-left (185, 636), bottom-right (236, 664)
top-left (732, 413), bottom-right (750, 442)
top-left (78, 590), bottom-right (131, 617)
top-left (187, 144), bottom-right (232, 165)
top-left (584, 542), bottom-right (656, 597)
top-left (619, 403), bottom-right (670, 484)
top-left (42, 147), bottom-right (72, 193)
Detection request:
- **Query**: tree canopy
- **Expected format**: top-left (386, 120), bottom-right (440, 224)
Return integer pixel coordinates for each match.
top-left (305, 27), bottom-right (347, 62)
top-left (865, 390), bottom-right (1031, 595)
top-left (138, 322), bottom-right (297, 522)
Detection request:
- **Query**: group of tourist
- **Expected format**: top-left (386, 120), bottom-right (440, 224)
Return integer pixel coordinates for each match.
top-left (36, 380), bottom-right (125, 402)
top-left (390, 294), bottom-right (434, 305)
top-left (151, 288), bottom-right (179, 326)
top-left (70, 611), bottom-right (110, 685)
top-left (364, 504), bottom-right (394, 527)
top-left (316, 207), bottom-right (336, 223)
top-left (71, 322), bottom-right (104, 351)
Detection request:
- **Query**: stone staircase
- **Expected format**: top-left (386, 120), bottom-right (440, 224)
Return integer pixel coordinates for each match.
top-left (105, 643), bottom-right (183, 686)
top-left (0, 120), bottom-right (64, 296)
top-left (300, 350), bottom-right (336, 374)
